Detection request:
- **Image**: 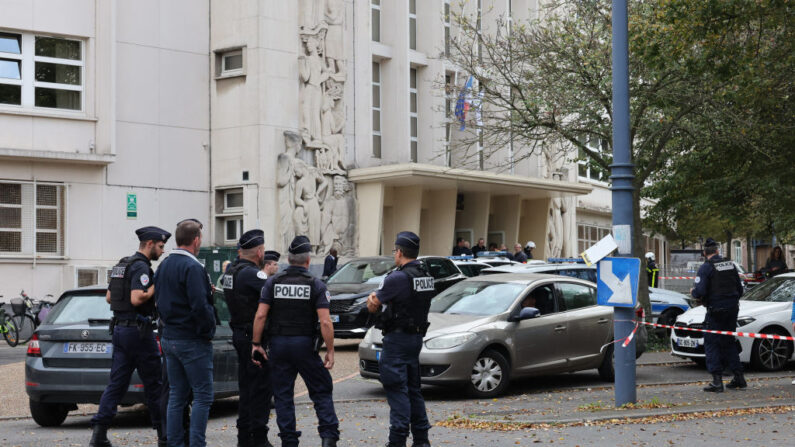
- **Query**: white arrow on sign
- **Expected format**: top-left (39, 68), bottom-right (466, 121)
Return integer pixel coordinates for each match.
top-left (601, 260), bottom-right (633, 305)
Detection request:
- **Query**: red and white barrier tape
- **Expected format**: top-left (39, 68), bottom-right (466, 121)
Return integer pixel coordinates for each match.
top-left (659, 276), bottom-right (696, 280)
top-left (639, 320), bottom-right (795, 341)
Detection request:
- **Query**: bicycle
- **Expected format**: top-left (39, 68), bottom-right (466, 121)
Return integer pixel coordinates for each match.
top-left (0, 299), bottom-right (19, 347)
top-left (11, 290), bottom-right (52, 344)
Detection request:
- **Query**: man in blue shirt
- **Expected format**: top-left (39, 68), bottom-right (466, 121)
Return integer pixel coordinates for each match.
top-left (251, 235), bottom-right (339, 447)
top-left (155, 219), bottom-right (216, 447)
top-left (691, 238), bottom-right (745, 392)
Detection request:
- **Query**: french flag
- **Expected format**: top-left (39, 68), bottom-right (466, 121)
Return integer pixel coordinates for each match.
top-left (454, 76), bottom-right (474, 131)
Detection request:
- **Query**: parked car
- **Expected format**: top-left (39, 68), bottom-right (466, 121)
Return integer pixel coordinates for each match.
top-left (359, 273), bottom-right (647, 398)
top-left (482, 262), bottom-right (690, 327)
top-left (326, 256), bottom-right (467, 338)
top-left (25, 286), bottom-right (239, 427)
top-left (671, 272), bottom-right (795, 370)
top-left (470, 251), bottom-right (525, 267)
top-left (451, 259), bottom-right (493, 277)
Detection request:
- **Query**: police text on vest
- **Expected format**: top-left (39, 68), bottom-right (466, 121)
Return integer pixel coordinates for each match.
top-left (273, 284), bottom-right (312, 300)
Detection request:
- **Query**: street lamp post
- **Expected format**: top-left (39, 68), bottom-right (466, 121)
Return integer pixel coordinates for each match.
top-left (610, 0), bottom-right (637, 406)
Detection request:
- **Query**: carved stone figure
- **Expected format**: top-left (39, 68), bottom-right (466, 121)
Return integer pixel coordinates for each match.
top-left (299, 32), bottom-right (328, 147)
top-left (277, 131), bottom-right (303, 250)
top-left (300, 0), bottom-right (325, 29)
top-left (320, 81), bottom-right (346, 173)
top-left (324, 0), bottom-right (345, 70)
top-left (293, 163), bottom-right (328, 249)
top-left (560, 196), bottom-right (576, 257)
top-left (548, 197), bottom-right (564, 258)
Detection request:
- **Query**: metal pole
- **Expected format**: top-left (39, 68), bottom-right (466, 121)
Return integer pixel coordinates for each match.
top-left (610, 0), bottom-right (636, 406)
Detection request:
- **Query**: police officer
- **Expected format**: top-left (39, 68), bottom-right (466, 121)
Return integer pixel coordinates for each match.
top-left (366, 231), bottom-right (433, 447)
top-left (645, 252), bottom-right (659, 288)
top-left (262, 250), bottom-right (281, 278)
top-left (222, 229), bottom-right (274, 447)
top-left (90, 226), bottom-right (170, 447)
top-left (691, 237), bottom-right (746, 392)
top-left (251, 235), bottom-right (339, 447)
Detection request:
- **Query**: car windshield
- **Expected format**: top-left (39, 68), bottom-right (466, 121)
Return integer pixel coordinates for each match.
top-left (327, 259), bottom-right (395, 284)
top-left (741, 276), bottom-right (795, 302)
top-left (430, 281), bottom-right (525, 316)
top-left (45, 294), bottom-right (112, 324)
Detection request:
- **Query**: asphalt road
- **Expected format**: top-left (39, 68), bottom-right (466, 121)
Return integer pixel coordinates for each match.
top-left (2, 337), bottom-right (794, 446)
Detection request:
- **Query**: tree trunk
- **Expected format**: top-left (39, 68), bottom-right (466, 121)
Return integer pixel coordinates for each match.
top-left (632, 188), bottom-right (651, 319)
top-left (745, 233), bottom-right (753, 271)
top-left (725, 230), bottom-right (733, 261)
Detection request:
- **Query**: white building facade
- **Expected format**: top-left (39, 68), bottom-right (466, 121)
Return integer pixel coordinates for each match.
top-left (0, 0), bottom-right (211, 297)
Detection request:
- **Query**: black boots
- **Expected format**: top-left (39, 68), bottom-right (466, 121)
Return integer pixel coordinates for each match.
top-left (726, 372), bottom-right (747, 389)
top-left (89, 425), bottom-right (112, 447)
top-left (703, 374), bottom-right (724, 392)
top-left (156, 425), bottom-right (167, 447)
top-left (249, 431), bottom-right (274, 447)
top-left (321, 438), bottom-right (338, 447)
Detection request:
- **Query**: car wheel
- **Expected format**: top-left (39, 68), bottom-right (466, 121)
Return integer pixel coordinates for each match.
top-left (598, 344), bottom-right (615, 382)
top-left (656, 309), bottom-right (682, 336)
top-left (30, 400), bottom-right (69, 427)
top-left (751, 329), bottom-right (793, 372)
top-left (467, 349), bottom-right (510, 398)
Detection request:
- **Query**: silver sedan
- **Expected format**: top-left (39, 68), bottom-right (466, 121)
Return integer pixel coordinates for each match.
top-left (359, 273), bottom-right (646, 398)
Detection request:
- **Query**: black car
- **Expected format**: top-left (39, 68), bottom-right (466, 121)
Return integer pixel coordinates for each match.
top-left (326, 256), bottom-right (467, 338)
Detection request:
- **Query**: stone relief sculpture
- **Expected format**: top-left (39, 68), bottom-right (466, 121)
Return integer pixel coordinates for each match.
top-left (277, 0), bottom-right (356, 256)
top-left (543, 147), bottom-right (567, 258)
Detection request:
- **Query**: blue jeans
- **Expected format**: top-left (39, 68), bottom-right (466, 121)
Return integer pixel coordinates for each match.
top-left (269, 335), bottom-right (339, 444)
top-left (379, 332), bottom-right (431, 444)
top-left (162, 338), bottom-right (213, 447)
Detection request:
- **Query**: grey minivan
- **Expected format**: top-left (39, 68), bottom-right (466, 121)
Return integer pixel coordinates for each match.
top-left (359, 273), bottom-right (646, 398)
top-left (25, 286), bottom-right (239, 427)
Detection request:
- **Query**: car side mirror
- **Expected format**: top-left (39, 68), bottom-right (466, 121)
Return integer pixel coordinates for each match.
top-left (510, 307), bottom-right (540, 322)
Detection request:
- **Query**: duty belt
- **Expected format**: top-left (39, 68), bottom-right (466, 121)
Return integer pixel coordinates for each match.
top-left (114, 320), bottom-right (138, 327)
top-left (385, 325), bottom-right (423, 335)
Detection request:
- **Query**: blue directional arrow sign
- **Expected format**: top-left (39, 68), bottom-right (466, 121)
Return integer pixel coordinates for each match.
top-left (597, 257), bottom-right (640, 308)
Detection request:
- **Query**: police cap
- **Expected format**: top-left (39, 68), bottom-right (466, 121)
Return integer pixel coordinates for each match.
top-left (239, 229), bottom-right (265, 249)
top-left (395, 231), bottom-right (420, 248)
top-left (288, 235), bottom-right (312, 254)
top-left (136, 226), bottom-right (171, 243)
top-left (704, 238), bottom-right (718, 249)
top-left (264, 250), bottom-right (281, 262)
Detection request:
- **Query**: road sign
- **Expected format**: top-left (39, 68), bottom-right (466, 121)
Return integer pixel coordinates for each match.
top-left (126, 193), bottom-right (137, 219)
top-left (597, 257), bottom-right (640, 307)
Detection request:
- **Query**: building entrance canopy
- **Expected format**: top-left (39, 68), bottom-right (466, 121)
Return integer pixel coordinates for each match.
top-left (349, 163), bottom-right (592, 258)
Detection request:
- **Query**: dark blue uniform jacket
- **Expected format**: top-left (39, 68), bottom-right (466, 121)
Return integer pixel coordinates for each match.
top-left (155, 249), bottom-right (216, 340)
top-left (259, 265), bottom-right (330, 309)
top-left (691, 255), bottom-right (744, 309)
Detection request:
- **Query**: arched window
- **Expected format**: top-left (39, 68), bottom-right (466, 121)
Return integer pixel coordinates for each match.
top-left (733, 241), bottom-right (743, 265)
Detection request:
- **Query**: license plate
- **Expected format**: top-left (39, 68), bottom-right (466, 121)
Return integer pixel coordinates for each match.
top-left (330, 314), bottom-right (340, 323)
top-left (63, 342), bottom-right (111, 354)
top-left (676, 338), bottom-right (699, 348)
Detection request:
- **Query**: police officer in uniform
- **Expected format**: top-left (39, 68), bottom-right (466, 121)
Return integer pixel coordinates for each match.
top-left (366, 231), bottom-right (433, 447)
top-left (262, 250), bottom-right (281, 278)
top-left (691, 238), bottom-right (746, 392)
top-left (90, 226), bottom-right (170, 447)
top-left (222, 229), bottom-right (274, 447)
top-left (251, 235), bottom-right (339, 447)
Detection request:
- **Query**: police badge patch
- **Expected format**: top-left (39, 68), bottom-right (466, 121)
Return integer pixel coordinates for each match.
top-left (694, 277), bottom-right (701, 284)
top-left (257, 271), bottom-right (267, 279)
top-left (140, 274), bottom-right (150, 286)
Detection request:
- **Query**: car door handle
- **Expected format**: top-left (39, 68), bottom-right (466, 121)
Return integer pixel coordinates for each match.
top-left (554, 325), bottom-right (566, 332)
top-left (597, 319), bottom-right (609, 324)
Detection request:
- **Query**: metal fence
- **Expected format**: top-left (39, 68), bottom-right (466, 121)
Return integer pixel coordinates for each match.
top-left (655, 267), bottom-right (698, 294)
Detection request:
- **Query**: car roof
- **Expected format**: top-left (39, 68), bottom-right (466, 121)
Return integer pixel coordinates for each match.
top-left (452, 260), bottom-right (491, 266)
top-left (463, 272), bottom-right (592, 285)
top-left (342, 256), bottom-right (392, 262)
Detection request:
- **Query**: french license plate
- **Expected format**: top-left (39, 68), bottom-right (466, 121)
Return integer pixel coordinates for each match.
top-left (63, 342), bottom-right (111, 354)
top-left (330, 314), bottom-right (340, 323)
top-left (676, 338), bottom-right (699, 348)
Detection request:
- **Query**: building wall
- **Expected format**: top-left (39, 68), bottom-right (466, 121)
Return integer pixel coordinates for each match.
top-left (0, 0), bottom-right (209, 297)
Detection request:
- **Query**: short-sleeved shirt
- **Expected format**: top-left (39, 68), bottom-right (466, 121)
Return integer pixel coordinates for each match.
top-left (375, 260), bottom-right (420, 305)
top-left (259, 265), bottom-right (330, 309)
top-left (107, 252), bottom-right (152, 293)
top-left (232, 259), bottom-right (268, 298)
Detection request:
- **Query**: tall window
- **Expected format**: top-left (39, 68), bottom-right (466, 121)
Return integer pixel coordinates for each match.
top-left (577, 135), bottom-right (608, 182)
top-left (409, 68), bottom-right (418, 162)
top-left (0, 31), bottom-right (83, 110)
top-left (733, 241), bottom-right (743, 264)
top-left (444, 73), bottom-right (453, 167)
top-left (372, 62), bottom-right (382, 158)
top-left (0, 181), bottom-right (65, 256)
top-left (371, 0), bottom-right (381, 42)
top-left (444, 0), bottom-right (451, 57)
top-left (409, 0), bottom-right (417, 50)
top-left (476, 0), bottom-right (483, 64)
top-left (578, 224), bottom-right (611, 254)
